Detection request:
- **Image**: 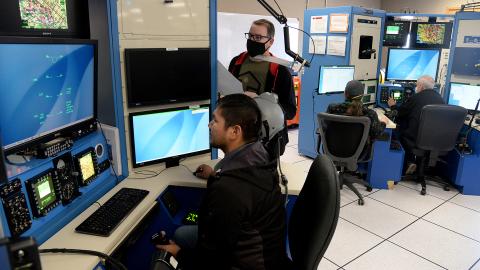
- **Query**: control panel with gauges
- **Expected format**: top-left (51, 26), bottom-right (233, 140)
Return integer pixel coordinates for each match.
top-left (1, 132), bottom-right (114, 243)
top-left (0, 179), bottom-right (32, 237)
top-left (53, 153), bottom-right (81, 205)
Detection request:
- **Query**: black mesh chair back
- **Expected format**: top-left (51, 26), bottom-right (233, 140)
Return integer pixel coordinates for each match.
top-left (416, 104), bottom-right (467, 152)
top-left (288, 155), bottom-right (340, 270)
top-left (317, 113), bottom-right (371, 171)
top-left (411, 104), bottom-right (467, 195)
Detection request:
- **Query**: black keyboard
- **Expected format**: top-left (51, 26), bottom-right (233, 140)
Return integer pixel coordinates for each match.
top-left (75, 188), bottom-right (149, 236)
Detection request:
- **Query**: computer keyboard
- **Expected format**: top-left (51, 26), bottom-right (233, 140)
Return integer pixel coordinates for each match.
top-left (75, 188), bottom-right (149, 236)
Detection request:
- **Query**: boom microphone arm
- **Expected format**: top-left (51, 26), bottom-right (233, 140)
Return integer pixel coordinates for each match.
top-left (257, 0), bottom-right (311, 67)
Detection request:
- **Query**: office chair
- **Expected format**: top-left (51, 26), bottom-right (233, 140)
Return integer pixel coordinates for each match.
top-left (407, 104), bottom-right (467, 195)
top-left (288, 155), bottom-right (340, 270)
top-left (316, 113), bottom-right (373, 205)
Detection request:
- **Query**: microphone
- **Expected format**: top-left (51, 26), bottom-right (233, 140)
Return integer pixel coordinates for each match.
top-left (283, 26), bottom-right (310, 67)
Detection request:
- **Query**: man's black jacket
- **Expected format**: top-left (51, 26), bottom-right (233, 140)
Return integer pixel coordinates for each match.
top-left (391, 89), bottom-right (445, 151)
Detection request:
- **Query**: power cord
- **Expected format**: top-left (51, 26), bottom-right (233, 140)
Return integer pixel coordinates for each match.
top-left (286, 25), bottom-right (316, 66)
top-left (39, 248), bottom-right (127, 270)
top-left (129, 167), bottom-right (168, 180)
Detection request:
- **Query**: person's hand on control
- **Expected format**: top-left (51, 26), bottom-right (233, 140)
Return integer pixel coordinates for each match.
top-left (194, 164), bottom-right (214, 179)
top-left (387, 97), bottom-right (396, 107)
top-left (156, 240), bottom-right (181, 257)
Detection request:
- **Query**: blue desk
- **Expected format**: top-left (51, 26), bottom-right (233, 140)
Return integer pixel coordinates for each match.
top-left (367, 128), bottom-right (405, 189)
top-left (444, 125), bottom-right (480, 195)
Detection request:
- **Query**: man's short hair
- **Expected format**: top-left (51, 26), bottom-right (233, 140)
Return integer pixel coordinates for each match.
top-left (253, 19), bottom-right (275, 38)
top-left (417, 75), bottom-right (435, 90)
top-left (217, 94), bottom-right (262, 142)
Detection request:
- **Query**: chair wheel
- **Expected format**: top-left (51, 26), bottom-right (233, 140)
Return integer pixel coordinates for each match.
top-left (358, 199), bottom-right (364, 205)
top-left (366, 186), bottom-right (373, 192)
top-left (421, 188), bottom-right (426, 195)
top-left (444, 186), bottom-right (450, 191)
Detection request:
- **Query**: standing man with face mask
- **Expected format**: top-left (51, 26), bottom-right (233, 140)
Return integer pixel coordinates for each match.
top-left (228, 19), bottom-right (297, 121)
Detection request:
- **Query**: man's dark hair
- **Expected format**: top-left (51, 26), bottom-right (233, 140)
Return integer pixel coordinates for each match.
top-left (253, 19), bottom-right (275, 38)
top-left (217, 94), bottom-right (262, 142)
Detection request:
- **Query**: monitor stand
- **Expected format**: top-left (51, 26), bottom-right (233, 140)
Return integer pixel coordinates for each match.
top-left (165, 157), bottom-right (180, 168)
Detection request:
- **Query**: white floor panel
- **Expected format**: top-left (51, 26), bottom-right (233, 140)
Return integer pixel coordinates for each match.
top-left (390, 219), bottom-right (480, 270)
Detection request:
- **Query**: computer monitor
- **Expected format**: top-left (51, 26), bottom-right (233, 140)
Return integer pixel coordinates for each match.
top-left (0, 0), bottom-right (90, 38)
top-left (0, 37), bottom-right (97, 154)
top-left (448, 83), bottom-right (480, 111)
top-left (125, 48), bottom-right (211, 107)
top-left (383, 21), bottom-right (410, 47)
top-left (129, 106), bottom-right (210, 168)
top-left (385, 48), bottom-right (440, 81)
top-left (318, 66), bottom-right (355, 94)
top-left (411, 22), bottom-right (453, 48)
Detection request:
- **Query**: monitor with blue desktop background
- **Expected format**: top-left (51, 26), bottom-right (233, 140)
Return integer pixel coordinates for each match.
top-left (385, 48), bottom-right (440, 81)
top-left (318, 66), bottom-right (355, 94)
top-left (448, 83), bottom-right (480, 111)
top-left (0, 38), bottom-right (96, 153)
top-left (129, 106), bottom-right (210, 168)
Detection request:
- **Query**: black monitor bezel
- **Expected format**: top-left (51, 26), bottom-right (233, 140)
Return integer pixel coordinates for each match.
top-left (0, 37), bottom-right (98, 155)
top-left (0, 0), bottom-right (90, 38)
top-left (128, 105), bottom-right (211, 168)
top-left (317, 65), bottom-right (356, 95)
top-left (410, 22), bottom-right (453, 49)
top-left (124, 47), bottom-right (211, 108)
top-left (385, 47), bottom-right (441, 82)
top-left (383, 20), bottom-right (411, 47)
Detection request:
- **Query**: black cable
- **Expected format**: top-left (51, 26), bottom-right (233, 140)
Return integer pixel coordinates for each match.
top-left (129, 167), bottom-right (168, 180)
top-left (179, 163), bottom-right (195, 174)
top-left (134, 170), bottom-right (158, 176)
top-left (96, 120), bottom-right (120, 185)
top-left (39, 248), bottom-right (127, 270)
top-left (273, 0), bottom-right (285, 17)
top-left (286, 25), bottom-right (316, 66)
top-left (276, 136), bottom-right (289, 207)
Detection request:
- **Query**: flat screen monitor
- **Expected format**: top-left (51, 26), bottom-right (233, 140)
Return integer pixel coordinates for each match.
top-left (0, 0), bottom-right (89, 38)
top-left (452, 47), bottom-right (480, 76)
top-left (448, 83), bottom-right (480, 111)
top-left (318, 66), bottom-right (355, 94)
top-left (385, 48), bottom-right (440, 81)
top-left (383, 21), bottom-right (410, 47)
top-left (125, 48), bottom-right (211, 107)
top-left (129, 106), bottom-right (210, 168)
top-left (411, 22), bottom-right (452, 48)
top-left (0, 37), bottom-right (97, 153)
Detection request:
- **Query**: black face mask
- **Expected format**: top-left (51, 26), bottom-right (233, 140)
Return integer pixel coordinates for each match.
top-left (247, 39), bottom-right (269, 57)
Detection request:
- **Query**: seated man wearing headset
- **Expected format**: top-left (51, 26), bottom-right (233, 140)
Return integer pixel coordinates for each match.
top-left (157, 94), bottom-right (289, 270)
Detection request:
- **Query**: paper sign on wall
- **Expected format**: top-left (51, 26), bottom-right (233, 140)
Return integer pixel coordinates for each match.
top-left (327, 36), bottom-right (347, 56)
top-left (329, 14), bottom-right (349, 33)
top-left (309, 35), bottom-right (327, 54)
top-left (310, 15), bottom-right (328, 34)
